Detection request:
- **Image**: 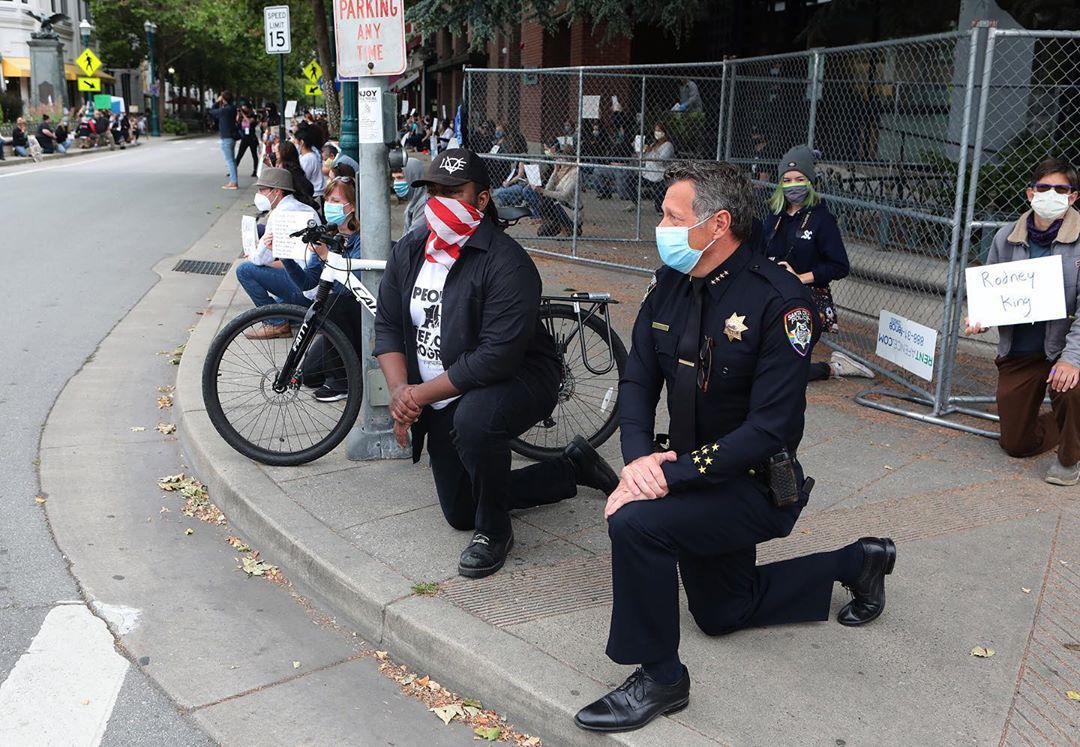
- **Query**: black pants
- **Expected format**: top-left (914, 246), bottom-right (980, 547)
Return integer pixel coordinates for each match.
top-left (605, 476), bottom-right (837, 665)
top-left (425, 369), bottom-right (577, 539)
top-left (808, 361), bottom-right (830, 381)
top-left (236, 136), bottom-right (260, 174)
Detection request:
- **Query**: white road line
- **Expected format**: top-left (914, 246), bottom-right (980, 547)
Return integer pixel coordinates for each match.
top-left (0, 604), bottom-right (129, 746)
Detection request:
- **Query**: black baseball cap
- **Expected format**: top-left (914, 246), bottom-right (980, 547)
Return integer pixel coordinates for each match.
top-left (411, 148), bottom-right (490, 189)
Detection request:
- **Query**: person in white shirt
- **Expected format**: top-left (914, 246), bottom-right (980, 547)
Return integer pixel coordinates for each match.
top-left (296, 128), bottom-right (326, 198)
top-left (235, 167), bottom-right (322, 339)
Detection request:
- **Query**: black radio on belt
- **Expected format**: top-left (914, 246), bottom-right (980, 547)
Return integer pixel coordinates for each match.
top-left (766, 450), bottom-right (801, 508)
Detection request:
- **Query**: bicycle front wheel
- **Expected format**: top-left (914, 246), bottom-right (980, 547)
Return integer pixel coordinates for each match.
top-left (510, 304), bottom-right (627, 461)
top-left (202, 303), bottom-right (362, 466)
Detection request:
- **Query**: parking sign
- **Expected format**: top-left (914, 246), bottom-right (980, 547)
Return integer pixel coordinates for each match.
top-left (264, 6), bottom-right (291, 54)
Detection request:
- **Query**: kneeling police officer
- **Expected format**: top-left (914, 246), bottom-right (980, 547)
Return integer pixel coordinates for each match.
top-left (574, 161), bottom-right (897, 733)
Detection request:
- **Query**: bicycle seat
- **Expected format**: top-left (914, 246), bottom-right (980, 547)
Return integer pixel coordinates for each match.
top-left (497, 204), bottom-right (533, 224)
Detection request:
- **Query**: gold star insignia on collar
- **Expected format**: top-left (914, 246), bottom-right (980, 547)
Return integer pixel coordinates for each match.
top-left (724, 313), bottom-right (748, 342)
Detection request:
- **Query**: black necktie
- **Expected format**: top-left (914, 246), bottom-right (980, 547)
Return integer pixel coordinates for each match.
top-left (669, 278), bottom-right (705, 454)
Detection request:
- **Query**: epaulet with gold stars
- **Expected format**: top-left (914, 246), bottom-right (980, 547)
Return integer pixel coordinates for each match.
top-left (689, 442), bottom-right (720, 474)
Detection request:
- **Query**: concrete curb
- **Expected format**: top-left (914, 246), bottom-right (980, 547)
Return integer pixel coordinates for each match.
top-left (174, 222), bottom-right (716, 745)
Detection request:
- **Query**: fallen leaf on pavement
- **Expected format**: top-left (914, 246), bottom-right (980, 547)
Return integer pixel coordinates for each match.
top-left (401, 673), bottom-right (417, 685)
top-left (80, 698), bottom-right (90, 705)
top-left (226, 536), bottom-right (251, 552)
top-left (157, 385), bottom-right (175, 394)
top-left (416, 675), bottom-right (429, 688)
top-left (293, 661), bottom-right (301, 669)
top-left (184, 528), bottom-right (194, 536)
top-left (427, 679), bottom-right (441, 691)
top-left (160, 507), bottom-right (170, 513)
top-left (130, 426), bottom-right (146, 432)
top-left (462, 698), bottom-right (482, 708)
top-left (375, 651), bottom-right (388, 660)
top-left (970, 646), bottom-right (995, 658)
top-left (475, 726), bottom-right (501, 741)
top-left (156, 423), bottom-right (177, 435)
top-left (157, 395), bottom-right (173, 409)
top-left (431, 704), bottom-right (463, 725)
top-left (1064, 643), bottom-right (1080, 652)
top-left (1067, 691), bottom-right (1080, 701)
top-left (240, 556), bottom-right (278, 576)
top-left (35, 496), bottom-right (46, 505)
top-left (1021, 588), bottom-right (1031, 594)
top-left (463, 705), bottom-right (482, 718)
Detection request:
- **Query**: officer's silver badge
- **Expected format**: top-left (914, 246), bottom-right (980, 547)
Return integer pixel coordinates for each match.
top-left (784, 308), bottom-right (813, 357)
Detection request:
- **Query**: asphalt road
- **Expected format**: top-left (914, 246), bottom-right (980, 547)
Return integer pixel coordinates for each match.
top-left (0, 140), bottom-right (242, 743)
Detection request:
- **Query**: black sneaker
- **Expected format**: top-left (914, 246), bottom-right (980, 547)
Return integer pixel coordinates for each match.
top-left (458, 531), bottom-right (514, 579)
top-left (312, 385), bottom-right (348, 402)
top-left (564, 435), bottom-right (619, 494)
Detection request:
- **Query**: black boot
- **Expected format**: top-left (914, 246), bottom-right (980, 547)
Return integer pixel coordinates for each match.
top-left (575, 666), bottom-right (690, 732)
top-left (564, 435), bottom-right (618, 494)
top-left (837, 537), bottom-right (896, 626)
top-left (458, 531), bottom-right (514, 579)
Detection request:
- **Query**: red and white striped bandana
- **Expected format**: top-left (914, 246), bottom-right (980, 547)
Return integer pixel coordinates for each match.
top-left (424, 195), bottom-right (483, 268)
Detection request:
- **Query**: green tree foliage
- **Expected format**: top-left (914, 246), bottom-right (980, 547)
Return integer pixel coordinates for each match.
top-left (89, 0), bottom-right (320, 103)
top-left (405, 0), bottom-right (706, 49)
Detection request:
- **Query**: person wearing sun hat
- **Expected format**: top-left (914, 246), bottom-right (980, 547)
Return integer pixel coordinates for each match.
top-left (374, 148), bottom-right (620, 579)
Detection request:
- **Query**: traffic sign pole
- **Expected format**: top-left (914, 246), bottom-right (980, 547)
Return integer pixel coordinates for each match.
top-left (264, 5), bottom-right (292, 145)
top-left (278, 55), bottom-right (286, 145)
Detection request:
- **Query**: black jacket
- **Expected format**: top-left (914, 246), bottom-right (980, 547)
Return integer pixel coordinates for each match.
top-left (208, 102), bottom-right (237, 139)
top-left (374, 217), bottom-right (560, 458)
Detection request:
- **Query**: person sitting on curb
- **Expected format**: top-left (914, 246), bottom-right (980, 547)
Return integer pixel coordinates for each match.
top-left (374, 148), bottom-right (619, 579)
top-left (11, 118), bottom-right (31, 157)
top-left (279, 174), bottom-right (365, 403)
top-left (236, 168), bottom-right (321, 340)
top-left (966, 157), bottom-right (1080, 486)
top-left (35, 114), bottom-right (65, 154)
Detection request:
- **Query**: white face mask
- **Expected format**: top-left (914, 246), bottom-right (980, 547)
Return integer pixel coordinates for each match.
top-left (1031, 190), bottom-right (1070, 221)
top-left (254, 192), bottom-right (273, 213)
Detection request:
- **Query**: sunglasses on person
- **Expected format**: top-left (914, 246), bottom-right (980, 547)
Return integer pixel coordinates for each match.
top-left (1031, 182), bottom-right (1077, 195)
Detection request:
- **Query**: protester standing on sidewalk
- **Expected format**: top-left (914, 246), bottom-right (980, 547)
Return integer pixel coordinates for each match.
top-left (235, 104), bottom-right (261, 178)
top-left (763, 145), bottom-right (874, 381)
top-left (374, 149), bottom-right (619, 580)
top-left (574, 160), bottom-right (897, 734)
top-left (209, 91), bottom-right (239, 190)
top-left (966, 157), bottom-right (1080, 486)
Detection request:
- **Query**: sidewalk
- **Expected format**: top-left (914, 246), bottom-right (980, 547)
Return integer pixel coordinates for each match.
top-left (176, 199), bottom-right (1079, 745)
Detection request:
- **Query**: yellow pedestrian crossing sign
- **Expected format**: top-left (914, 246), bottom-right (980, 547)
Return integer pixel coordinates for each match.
top-left (303, 60), bottom-right (322, 84)
top-left (77, 77), bottom-right (101, 92)
top-left (76, 48), bottom-right (102, 77)
top-left (304, 83), bottom-right (322, 96)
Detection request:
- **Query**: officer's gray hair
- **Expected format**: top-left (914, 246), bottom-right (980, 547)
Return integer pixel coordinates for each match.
top-left (663, 160), bottom-right (753, 241)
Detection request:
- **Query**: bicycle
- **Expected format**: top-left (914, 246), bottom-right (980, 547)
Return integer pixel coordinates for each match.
top-left (201, 212), bottom-right (626, 466)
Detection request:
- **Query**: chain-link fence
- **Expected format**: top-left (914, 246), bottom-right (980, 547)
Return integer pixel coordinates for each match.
top-left (463, 24), bottom-right (1080, 437)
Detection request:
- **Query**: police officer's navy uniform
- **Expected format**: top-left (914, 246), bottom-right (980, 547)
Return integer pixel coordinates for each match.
top-left (607, 241), bottom-right (838, 665)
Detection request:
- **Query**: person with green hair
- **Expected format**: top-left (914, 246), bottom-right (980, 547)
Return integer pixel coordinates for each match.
top-left (763, 145), bottom-right (873, 381)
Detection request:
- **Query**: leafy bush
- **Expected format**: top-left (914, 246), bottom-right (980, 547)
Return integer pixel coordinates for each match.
top-left (162, 117), bottom-right (189, 135)
top-left (0, 91), bottom-right (23, 122)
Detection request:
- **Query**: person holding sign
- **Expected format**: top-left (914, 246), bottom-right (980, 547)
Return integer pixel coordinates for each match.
top-left (762, 145), bottom-right (874, 381)
top-left (965, 158), bottom-right (1080, 486)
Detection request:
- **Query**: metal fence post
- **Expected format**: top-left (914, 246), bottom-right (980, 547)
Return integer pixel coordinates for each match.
top-left (723, 66), bottom-right (736, 161)
top-left (807, 50), bottom-right (822, 149)
top-left (573, 67), bottom-right (584, 257)
top-left (937, 24), bottom-right (996, 416)
top-left (634, 74), bottom-right (646, 242)
top-left (715, 62), bottom-right (728, 160)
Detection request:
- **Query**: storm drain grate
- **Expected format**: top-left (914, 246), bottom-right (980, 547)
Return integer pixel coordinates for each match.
top-left (173, 259), bottom-right (231, 276)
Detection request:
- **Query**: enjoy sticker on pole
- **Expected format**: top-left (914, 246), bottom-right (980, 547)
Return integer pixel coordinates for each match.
top-left (964, 255), bottom-right (1066, 328)
top-left (333, 0), bottom-right (407, 77)
top-left (875, 310), bottom-right (938, 382)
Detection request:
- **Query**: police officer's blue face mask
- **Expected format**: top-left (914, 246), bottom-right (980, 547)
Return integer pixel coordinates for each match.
top-left (655, 215), bottom-right (717, 274)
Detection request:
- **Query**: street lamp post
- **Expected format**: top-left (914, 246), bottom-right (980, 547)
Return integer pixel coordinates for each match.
top-left (143, 20), bottom-right (159, 137)
top-left (78, 19), bottom-right (93, 106)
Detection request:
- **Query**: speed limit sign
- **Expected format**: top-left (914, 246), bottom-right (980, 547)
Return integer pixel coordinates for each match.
top-left (264, 5), bottom-right (291, 54)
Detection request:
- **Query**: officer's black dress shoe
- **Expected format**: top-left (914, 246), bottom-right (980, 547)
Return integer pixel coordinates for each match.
top-left (458, 532), bottom-right (514, 579)
top-left (838, 537), bottom-right (897, 626)
top-left (564, 435), bottom-right (619, 494)
top-left (574, 666), bottom-right (690, 733)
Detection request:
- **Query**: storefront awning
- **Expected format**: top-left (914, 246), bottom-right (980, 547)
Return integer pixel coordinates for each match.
top-left (2, 57), bottom-right (30, 78)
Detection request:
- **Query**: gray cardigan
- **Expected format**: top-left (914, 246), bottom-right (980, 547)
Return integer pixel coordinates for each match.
top-left (985, 207), bottom-right (1080, 366)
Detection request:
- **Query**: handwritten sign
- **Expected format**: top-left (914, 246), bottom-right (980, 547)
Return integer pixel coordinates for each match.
top-left (269, 211), bottom-right (314, 262)
top-left (964, 255), bottom-right (1066, 328)
top-left (524, 164), bottom-right (542, 187)
top-left (582, 95), bottom-right (600, 120)
top-left (334, 0), bottom-right (407, 77)
top-left (875, 310), bottom-right (938, 382)
top-left (241, 215), bottom-right (258, 256)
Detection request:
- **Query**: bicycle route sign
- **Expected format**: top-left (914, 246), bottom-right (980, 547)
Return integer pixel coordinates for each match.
top-left (264, 5), bottom-right (291, 55)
